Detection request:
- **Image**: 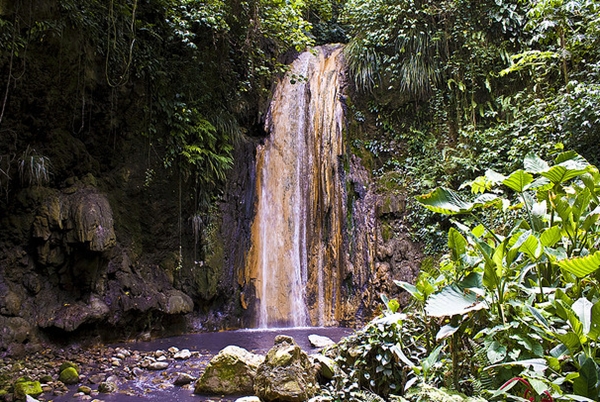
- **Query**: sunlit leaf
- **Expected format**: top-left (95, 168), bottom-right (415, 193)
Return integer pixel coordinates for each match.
top-left (540, 225), bottom-right (562, 247)
top-left (485, 169), bottom-right (507, 184)
top-left (436, 324), bottom-right (459, 341)
top-left (448, 227), bottom-right (467, 260)
top-left (519, 234), bottom-right (542, 260)
top-left (503, 169), bottom-right (534, 192)
top-left (524, 153), bottom-right (549, 173)
top-left (572, 297), bottom-right (593, 335)
top-left (542, 153), bottom-right (589, 184)
top-left (394, 280), bottom-right (423, 302)
top-left (425, 285), bottom-right (487, 317)
top-left (417, 187), bottom-right (473, 215)
top-left (557, 331), bottom-right (581, 354)
top-left (558, 251), bottom-right (600, 278)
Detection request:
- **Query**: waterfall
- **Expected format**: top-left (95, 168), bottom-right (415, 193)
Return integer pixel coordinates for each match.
top-left (246, 44), bottom-right (347, 328)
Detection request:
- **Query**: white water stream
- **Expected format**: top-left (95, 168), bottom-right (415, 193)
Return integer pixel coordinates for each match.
top-left (247, 44), bottom-right (346, 328)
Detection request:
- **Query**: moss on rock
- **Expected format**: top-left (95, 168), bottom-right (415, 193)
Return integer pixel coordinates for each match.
top-left (58, 367), bottom-right (79, 385)
top-left (13, 378), bottom-right (43, 400)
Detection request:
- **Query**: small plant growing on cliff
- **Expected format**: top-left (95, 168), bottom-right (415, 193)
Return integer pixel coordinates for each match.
top-left (18, 146), bottom-right (51, 187)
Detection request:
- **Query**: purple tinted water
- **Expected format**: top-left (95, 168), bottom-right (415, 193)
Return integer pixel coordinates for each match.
top-left (51, 327), bottom-right (353, 402)
top-left (122, 327), bottom-right (353, 354)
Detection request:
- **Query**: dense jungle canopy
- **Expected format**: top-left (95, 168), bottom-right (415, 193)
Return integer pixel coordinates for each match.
top-left (1, 0), bottom-right (599, 236)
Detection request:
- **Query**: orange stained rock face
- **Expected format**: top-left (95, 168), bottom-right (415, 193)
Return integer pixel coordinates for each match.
top-left (245, 44), bottom-right (347, 328)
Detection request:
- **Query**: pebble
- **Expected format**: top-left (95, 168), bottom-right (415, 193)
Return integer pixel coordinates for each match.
top-left (98, 381), bottom-right (117, 393)
top-left (88, 373), bottom-right (105, 384)
top-left (148, 362), bottom-right (169, 370)
top-left (174, 349), bottom-right (191, 359)
top-left (173, 372), bottom-right (196, 386)
top-left (78, 385), bottom-right (92, 395)
top-left (0, 342), bottom-right (217, 401)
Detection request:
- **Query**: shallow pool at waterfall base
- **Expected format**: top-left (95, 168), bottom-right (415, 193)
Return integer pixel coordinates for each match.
top-left (48, 327), bottom-right (353, 402)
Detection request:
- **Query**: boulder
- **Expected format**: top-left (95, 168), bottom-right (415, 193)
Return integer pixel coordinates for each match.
top-left (254, 335), bottom-right (319, 402)
top-left (13, 379), bottom-right (43, 400)
top-left (311, 354), bottom-right (337, 380)
top-left (58, 367), bottom-right (79, 385)
top-left (308, 334), bottom-right (335, 349)
top-left (194, 345), bottom-right (264, 395)
top-left (163, 291), bottom-right (194, 315)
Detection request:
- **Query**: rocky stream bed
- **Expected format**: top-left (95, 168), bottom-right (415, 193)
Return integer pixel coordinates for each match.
top-left (0, 328), bottom-right (353, 402)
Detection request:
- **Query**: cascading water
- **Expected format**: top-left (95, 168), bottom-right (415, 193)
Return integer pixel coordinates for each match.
top-left (245, 44), bottom-right (347, 328)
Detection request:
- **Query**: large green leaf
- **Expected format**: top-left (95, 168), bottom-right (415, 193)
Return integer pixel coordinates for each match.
top-left (425, 285), bottom-right (487, 317)
top-left (573, 188), bottom-right (592, 222)
top-left (581, 172), bottom-right (600, 203)
top-left (555, 151), bottom-right (589, 168)
top-left (519, 234), bottom-right (542, 260)
top-left (558, 251), bottom-right (600, 278)
top-left (553, 194), bottom-right (573, 223)
top-left (485, 169), bottom-right (506, 184)
top-left (394, 280), bottom-right (423, 302)
top-left (486, 340), bottom-right (507, 364)
top-left (483, 258), bottom-right (501, 291)
top-left (573, 357), bottom-right (599, 399)
top-left (524, 153), bottom-right (550, 173)
top-left (572, 298), bottom-right (594, 336)
top-left (587, 301), bottom-right (600, 341)
top-left (448, 227), bottom-right (467, 261)
top-left (556, 331), bottom-right (582, 354)
top-left (540, 225), bottom-right (562, 247)
top-left (417, 187), bottom-right (473, 215)
top-left (503, 169), bottom-right (534, 192)
top-left (542, 153), bottom-right (589, 184)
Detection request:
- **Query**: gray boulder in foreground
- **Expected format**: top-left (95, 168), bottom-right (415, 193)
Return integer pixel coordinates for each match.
top-left (254, 335), bottom-right (319, 402)
top-left (308, 334), bottom-right (335, 349)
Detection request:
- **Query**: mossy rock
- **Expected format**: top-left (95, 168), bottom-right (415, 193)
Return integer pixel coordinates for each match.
top-left (59, 361), bottom-right (80, 373)
top-left (98, 381), bottom-right (117, 393)
top-left (58, 367), bottom-right (79, 385)
top-left (39, 375), bottom-right (53, 383)
top-left (13, 379), bottom-right (43, 400)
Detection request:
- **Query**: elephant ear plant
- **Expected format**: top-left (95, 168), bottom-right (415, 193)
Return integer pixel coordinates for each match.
top-left (413, 150), bottom-right (600, 401)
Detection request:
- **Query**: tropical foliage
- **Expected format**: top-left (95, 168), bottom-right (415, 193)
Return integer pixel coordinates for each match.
top-left (343, 0), bottom-right (600, 253)
top-left (0, 0), bottom-right (341, 244)
top-left (328, 151), bottom-right (600, 401)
